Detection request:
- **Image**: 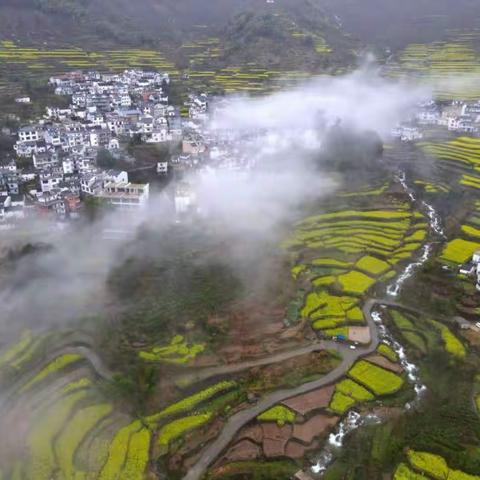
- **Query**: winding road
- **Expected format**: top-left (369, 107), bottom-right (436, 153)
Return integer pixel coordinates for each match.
top-left (176, 342), bottom-right (334, 386)
top-left (182, 298), bottom-right (403, 480)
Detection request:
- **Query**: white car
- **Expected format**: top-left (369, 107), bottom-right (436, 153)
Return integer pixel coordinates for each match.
top-left (349, 345), bottom-right (357, 350)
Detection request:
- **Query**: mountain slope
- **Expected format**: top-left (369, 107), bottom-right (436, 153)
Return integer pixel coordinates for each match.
top-left (317, 0), bottom-right (480, 50)
top-left (0, 0), bottom-right (359, 72)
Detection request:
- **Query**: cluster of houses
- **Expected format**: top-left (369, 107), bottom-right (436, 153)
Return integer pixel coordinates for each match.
top-left (0, 69), bottom-right (195, 223)
top-left (392, 99), bottom-right (480, 142)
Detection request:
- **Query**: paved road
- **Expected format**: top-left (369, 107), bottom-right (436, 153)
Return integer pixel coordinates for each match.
top-left (0, 342), bottom-right (113, 413)
top-left (182, 298), bottom-right (386, 480)
top-left (176, 342), bottom-right (333, 386)
top-left (177, 298), bottom-right (425, 388)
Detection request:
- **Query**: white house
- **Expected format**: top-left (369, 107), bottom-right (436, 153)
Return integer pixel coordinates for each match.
top-left (18, 126), bottom-right (40, 143)
top-left (157, 161), bottom-right (168, 175)
top-left (40, 176), bottom-right (62, 193)
top-left (15, 97), bottom-right (31, 104)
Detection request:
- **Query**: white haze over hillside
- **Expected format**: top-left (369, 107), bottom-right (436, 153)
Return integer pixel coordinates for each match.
top-left (193, 67), bottom-right (429, 234)
top-left (210, 67), bottom-right (430, 137)
top-left (0, 67), bottom-right (430, 332)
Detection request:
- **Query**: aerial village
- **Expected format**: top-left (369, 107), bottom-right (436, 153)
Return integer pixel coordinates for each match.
top-left (2, 69), bottom-right (480, 227)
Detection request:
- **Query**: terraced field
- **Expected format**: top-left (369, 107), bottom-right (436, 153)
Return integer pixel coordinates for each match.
top-left (419, 136), bottom-right (480, 182)
top-left (413, 180), bottom-right (449, 194)
top-left (394, 449), bottom-right (480, 480)
top-left (0, 325), bottom-right (248, 479)
top-left (284, 189), bottom-right (428, 339)
top-left (0, 38), bottom-right (319, 97)
top-left (0, 40), bottom-right (179, 95)
top-left (388, 309), bottom-right (466, 358)
top-left (387, 32), bottom-right (480, 100)
top-left (328, 353), bottom-right (405, 414)
top-left (139, 334), bottom-right (205, 364)
top-left (441, 200), bottom-right (480, 264)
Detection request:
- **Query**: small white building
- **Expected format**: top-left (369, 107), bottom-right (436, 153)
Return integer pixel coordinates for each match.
top-left (157, 161), bottom-right (168, 175)
top-left (15, 97), bottom-right (31, 104)
top-left (462, 250), bottom-right (480, 291)
top-left (18, 126), bottom-right (40, 143)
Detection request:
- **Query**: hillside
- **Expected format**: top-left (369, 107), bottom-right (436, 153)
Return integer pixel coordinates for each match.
top-left (0, 0), bottom-right (359, 97)
top-left (317, 0), bottom-right (480, 51)
top-left (221, 1), bottom-right (357, 70)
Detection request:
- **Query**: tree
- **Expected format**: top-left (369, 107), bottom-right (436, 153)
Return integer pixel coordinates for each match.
top-left (96, 148), bottom-right (116, 169)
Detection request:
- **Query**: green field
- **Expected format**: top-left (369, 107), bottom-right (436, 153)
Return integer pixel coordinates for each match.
top-left (284, 189), bottom-right (428, 337)
top-left (388, 32), bottom-right (480, 100)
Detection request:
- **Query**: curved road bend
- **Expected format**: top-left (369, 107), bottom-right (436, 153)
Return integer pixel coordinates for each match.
top-left (183, 298), bottom-right (386, 480)
top-left (177, 343), bottom-right (334, 386)
top-left (0, 344), bottom-right (113, 413)
top-left (177, 299), bottom-right (429, 388)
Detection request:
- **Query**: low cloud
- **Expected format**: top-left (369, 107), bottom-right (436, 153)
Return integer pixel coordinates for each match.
top-left (0, 65), bottom-right (428, 334)
top-left (210, 66), bottom-right (429, 138)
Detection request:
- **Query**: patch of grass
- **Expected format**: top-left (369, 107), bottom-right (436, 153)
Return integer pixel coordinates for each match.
top-left (329, 391), bottom-right (356, 414)
top-left (377, 344), bottom-right (398, 362)
top-left (207, 460), bottom-right (298, 479)
top-left (62, 377), bottom-right (92, 394)
top-left (348, 360), bottom-right (404, 396)
top-left (429, 320), bottom-right (466, 358)
top-left (99, 420), bottom-right (142, 480)
top-left (26, 390), bottom-right (88, 480)
top-left (323, 327), bottom-right (349, 338)
top-left (355, 255), bottom-right (390, 275)
top-left (441, 239), bottom-right (480, 264)
top-left (335, 379), bottom-right (375, 401)
top-left (120, 427), bottom-right (150, 480)
top-left (406, 449), bottom-right (480, 480)
top-left (139, 335), bottom-right (205, 364)
top-left (346, 307), bottom-right (364, 322)
top-left (0, 331), bottom-right (33, 367)
top-left (391, 311), bottom-right (414, 329)
top-left (257, 405), bottom-right (296, 426)
top-left (394, 462), bottom-right (429, 479)
top-left (157, 414), bottom-right (212, 448)
top-left (338, 270), bottom-right (375, 295)
top-left (55, 403), bottom-right (112, 479)
top-left (21, 353), bottom-right (83, 392)
top-left (145, 381), bottom-right (237, 425)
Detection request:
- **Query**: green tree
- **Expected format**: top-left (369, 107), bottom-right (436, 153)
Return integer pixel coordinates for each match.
top-left (96, 148), bottom-right (116, 169)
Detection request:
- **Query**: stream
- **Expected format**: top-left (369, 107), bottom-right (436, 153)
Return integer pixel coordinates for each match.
top-left (311, 171), bottom-right (439, 476)
top-left (387, 171), bottom-right (445, 297)
top-left (311, 308), bottom-right (427, 476)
